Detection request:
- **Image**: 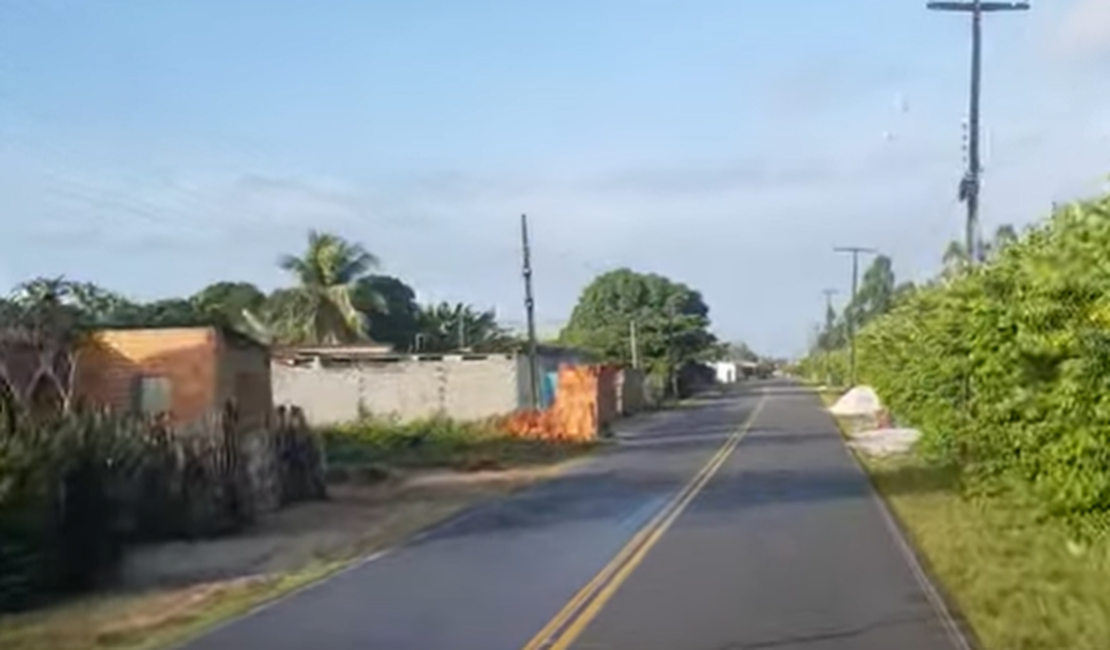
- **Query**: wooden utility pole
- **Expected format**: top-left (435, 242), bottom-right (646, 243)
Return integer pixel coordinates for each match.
top-left (520, 214), bottom-right (540, 409)
top-left (833, 246), bottom-right (878, 387)
top-left (629, 319), bottom-right (640, 369)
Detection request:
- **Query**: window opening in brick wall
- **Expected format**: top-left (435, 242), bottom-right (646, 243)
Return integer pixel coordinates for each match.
top-left (132, 375), bottom-right (172, 416)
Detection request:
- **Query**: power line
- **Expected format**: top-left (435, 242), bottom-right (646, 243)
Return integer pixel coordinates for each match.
top-left (833, 246), bottom-right (878, 387)
top-left (928, 0), bottom-right (1031, 266)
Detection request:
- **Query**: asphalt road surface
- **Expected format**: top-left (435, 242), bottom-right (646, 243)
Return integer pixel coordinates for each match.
top-left (181, 380), bottom-right (970, 650)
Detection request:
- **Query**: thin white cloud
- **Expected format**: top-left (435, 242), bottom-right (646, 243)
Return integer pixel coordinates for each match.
top-left (1052, 0), bottom-right (1110, 60)
top-left (0, 107), bottom-right (1106, 356)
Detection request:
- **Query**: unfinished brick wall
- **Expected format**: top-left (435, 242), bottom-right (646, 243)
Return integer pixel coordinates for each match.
top-left (501, 364), bottom-right (621, 441)
top-left (75, 328), bottom-right (218, 424)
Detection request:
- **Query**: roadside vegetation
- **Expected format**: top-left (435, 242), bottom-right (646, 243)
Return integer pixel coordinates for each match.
top-left (0, 410), bottom-right (597, 650)
top-left (323, 415), bottom-right (598, 478)
top-left (2, 230), bottom-right (691, 650)
top-left (0, 230), bottom-right (523, 355)
top-left (0, 225), bottom-right (742, 650)
top-left (803, 191), bottom-right (1110, 649)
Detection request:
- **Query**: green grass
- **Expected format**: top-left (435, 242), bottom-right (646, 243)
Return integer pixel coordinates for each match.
top-left (321, 415), bottom-right (599, 476)
top-left (819, 390), bottom-right (1110, 650)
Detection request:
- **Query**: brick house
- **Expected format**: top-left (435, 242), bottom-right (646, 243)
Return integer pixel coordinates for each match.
top-left (74, 326), bottom-right (272, 429)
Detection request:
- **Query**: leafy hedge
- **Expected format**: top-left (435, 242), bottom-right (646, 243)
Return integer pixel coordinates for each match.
top-left (814, 192), bottom-right (1110, 518)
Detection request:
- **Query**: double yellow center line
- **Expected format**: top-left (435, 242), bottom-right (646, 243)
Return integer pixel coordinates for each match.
top-left (520, 394), bottom-right (767, 650)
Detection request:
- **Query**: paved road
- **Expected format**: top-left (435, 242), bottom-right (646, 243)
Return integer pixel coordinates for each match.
top-left (181, 381), bottom-right (968, 650)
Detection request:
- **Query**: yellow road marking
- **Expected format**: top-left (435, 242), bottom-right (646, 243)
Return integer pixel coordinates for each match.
top-left (520, 395), bottom-right (767, 650)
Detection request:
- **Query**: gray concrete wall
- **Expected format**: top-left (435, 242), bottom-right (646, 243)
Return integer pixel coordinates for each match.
top-left (272, 354), bottom-right (523, 426)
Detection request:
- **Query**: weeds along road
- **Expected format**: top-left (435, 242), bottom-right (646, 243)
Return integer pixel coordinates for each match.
top-left (181, 380), bottom-right (968, 650)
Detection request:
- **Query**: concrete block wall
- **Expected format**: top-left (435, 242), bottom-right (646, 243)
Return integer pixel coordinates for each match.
top-left (272, 355), bottom-right (524, 426)
top-left (616, 368), bottom-right (646, 415)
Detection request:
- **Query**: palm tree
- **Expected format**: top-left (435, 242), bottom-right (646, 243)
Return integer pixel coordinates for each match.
top-left (416, 302), bottom-right (513, 352)
top-left (268, 230), bottom-right (383, 345)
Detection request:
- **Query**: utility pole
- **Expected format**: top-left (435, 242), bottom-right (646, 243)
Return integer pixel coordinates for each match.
top-left (457, 314), bottom-right (466, 351)
top-left (833, 246), bottom-right (878, 387)
top-left (520, 214), bottom-right (541, 409)
top-left (822, 288), bottom-right (838, 387)
top-left (629, 319), bottom-right (640, 370)
top-left (928, 0), bottom-right (1030, 266)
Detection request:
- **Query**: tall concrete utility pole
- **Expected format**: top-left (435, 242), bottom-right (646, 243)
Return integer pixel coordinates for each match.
top-left (629, 319), bottom-right (640, 370)
top-left (822, 288), bottom-right (838, 386)
top-left (833, 246), bottom-right (878, 387)
top-left (928, 0), bottom-right (1030, 265)
top-left (520, 214), bottom-right (541, 409)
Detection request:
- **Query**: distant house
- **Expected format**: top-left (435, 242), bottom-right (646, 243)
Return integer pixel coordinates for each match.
top-left (710, 361), bottom-right (738, 384)
top-left (75, 326), bottom-right (272, 429)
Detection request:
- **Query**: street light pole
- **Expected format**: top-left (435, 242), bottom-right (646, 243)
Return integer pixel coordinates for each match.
top-left (833, 246), bottom-right (878, 387)
top-left (928, 0), bottom-right (1030, 266)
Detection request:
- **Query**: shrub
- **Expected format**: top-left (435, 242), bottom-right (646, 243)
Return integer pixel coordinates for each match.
top-left (846, 193), bottom-right (1110, 518)
top-left (0, 407), bottom-right (258, 611)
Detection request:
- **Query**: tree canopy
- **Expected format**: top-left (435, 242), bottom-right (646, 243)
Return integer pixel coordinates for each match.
top-left (794, 205), bottom-right (1110, 518)
top-left (3, 230), bottom-right (519, 354)
top-left (559, 268), bottom-right (717, 376)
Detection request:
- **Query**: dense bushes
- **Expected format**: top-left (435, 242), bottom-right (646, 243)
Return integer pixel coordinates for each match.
top-left (795, 348), bottom-right (850, 388)
top-left (0, 408), bottom-right (254, 612)
top-left (833, 193), bottom-right (1110, 518)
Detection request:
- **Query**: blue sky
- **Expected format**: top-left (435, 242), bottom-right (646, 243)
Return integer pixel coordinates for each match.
top-left (1, 0), bottom-right (1108, 357)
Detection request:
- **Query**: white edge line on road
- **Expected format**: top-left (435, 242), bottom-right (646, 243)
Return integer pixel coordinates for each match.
top-left (866, 486), bottom-right (975, 650)
top-left (164, 548), bottom-right (394, 650)
top-left (165, 480), bottom-right (520, 649)
top-left (813, 386), bottom-right (975, 650)
top-left (164, 445), bottom-right (598, 648)
top-left (170, 391), bottom-right (761, 650)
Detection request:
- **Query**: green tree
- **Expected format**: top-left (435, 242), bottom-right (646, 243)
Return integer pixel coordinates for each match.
top-left (850, 254), bottom-right (897, 329)
top-left (720, 341), bottom-right (759, 362)
top-left (269, 230), bottom-right (382, 345)
top-left (191, 282), bottom-right (266, 329)
top-left (559, 268), bottom-right (716, 384)
top-left (354, 275), bottom-right (418, 350)
top-left (415, 302), bottom-right (516, 353)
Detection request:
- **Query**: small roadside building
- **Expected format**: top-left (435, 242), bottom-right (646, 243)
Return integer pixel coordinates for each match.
top-left (75, 325), bottom-right (272, 429)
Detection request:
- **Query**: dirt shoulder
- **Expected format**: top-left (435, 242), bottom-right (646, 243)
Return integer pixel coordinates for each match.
top-left (0, 460), bottom-right (586, 650)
